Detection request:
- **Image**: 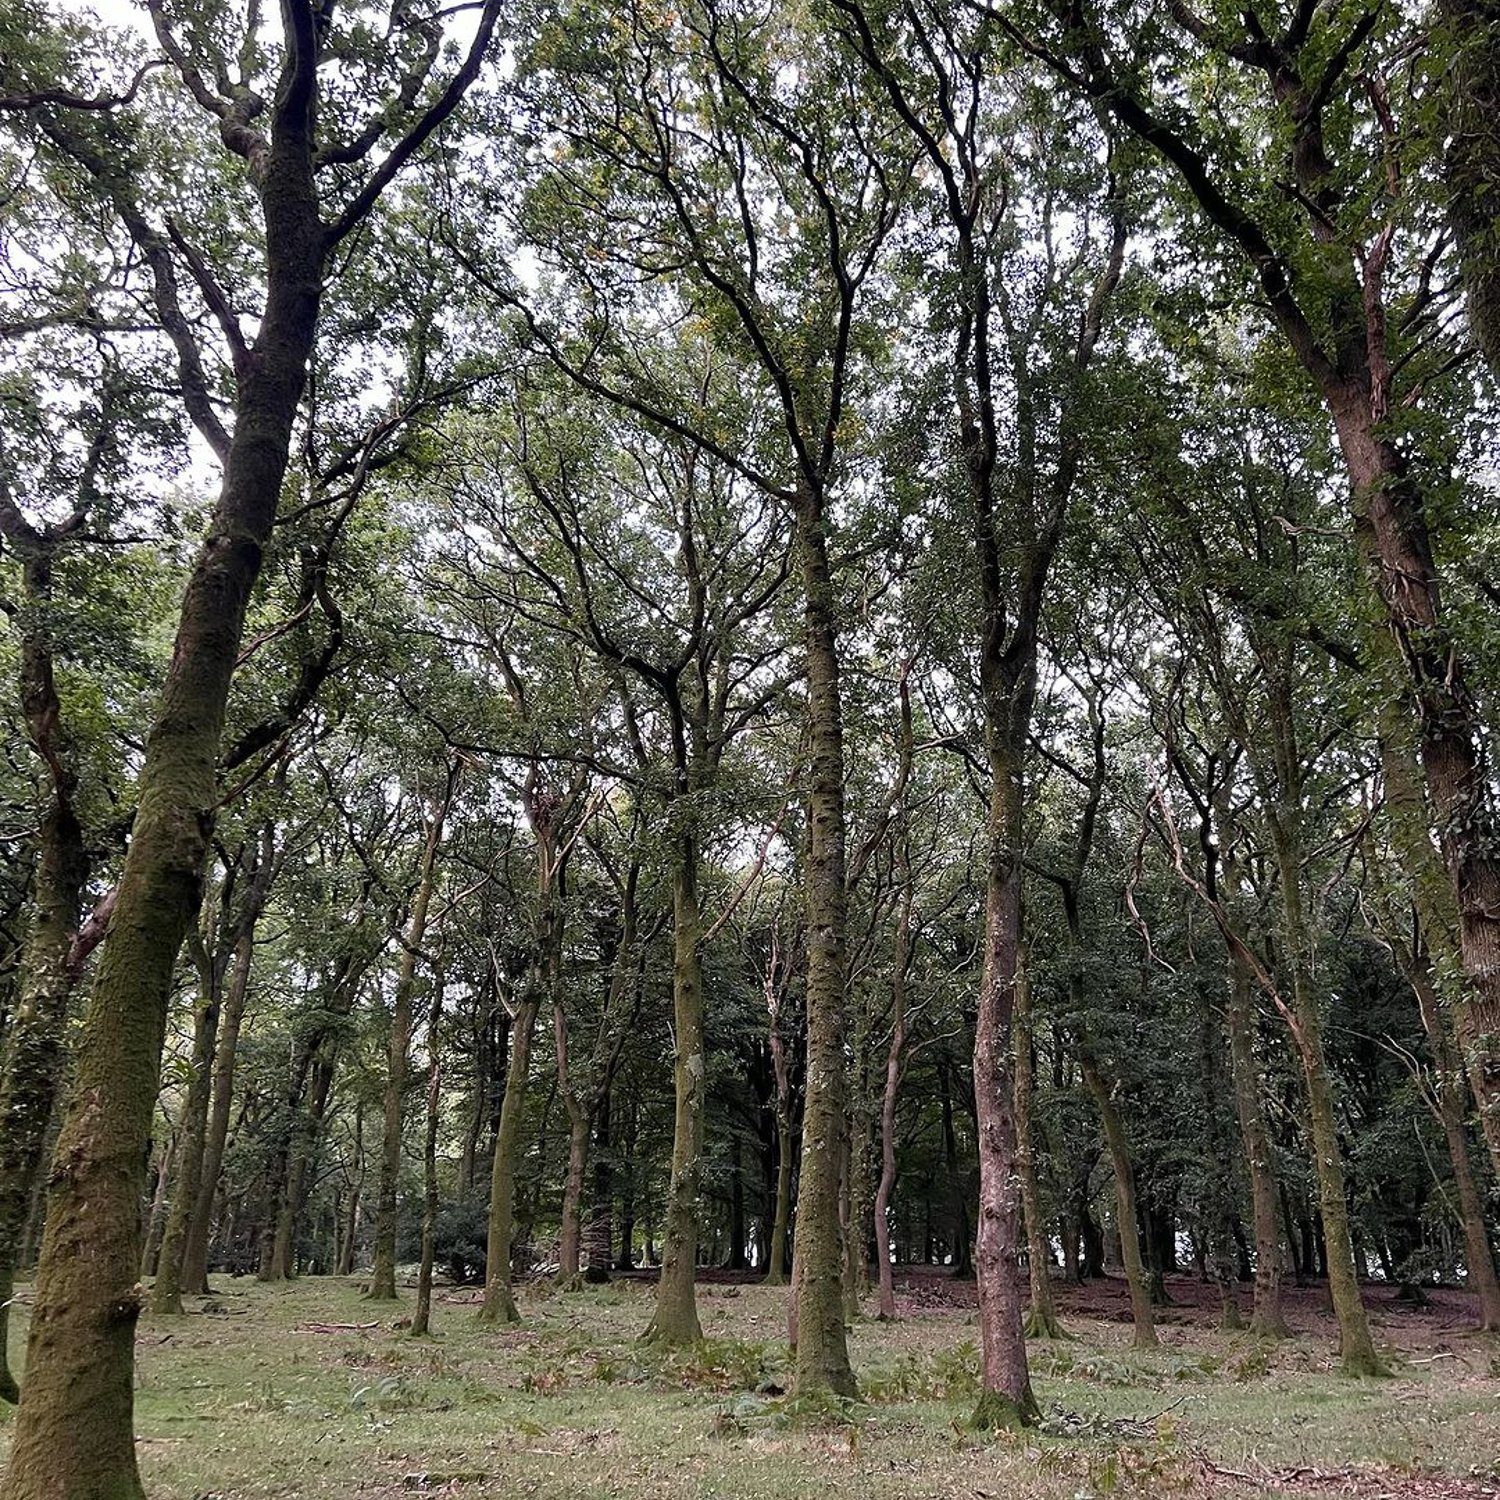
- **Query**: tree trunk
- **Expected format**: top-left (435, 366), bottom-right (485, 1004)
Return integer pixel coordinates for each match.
top-left (726, 1133), bottom-right (747, 1271)
top-left (555, 1095), bottom-right (590, 1289)
top-left (412, 967), bottom-right (445, 1337)
top-left (273, 1045), bottom-right (339, 1279)
top-left (789, 490), bottom-right (856, 1399)
top-left (765, 1009), bottom-right (794, 1286)
top-left (137, 1135), bottom-right (177, 1284)
top-left (1224, 947), bottom-right (1287, 1339)
top-left (846, 992), bottom-right (872, 1310)
top-left (0, 55), bottom-right (323, 1497)
top-left (370, 794), bottom-right (447, 1300)
top-left (585, 1088), bottom-right (612, 1283)
top-left (480, 994), bottom-right (540, 1323)
top-left (644, 838), bottom-right (706, 1344)
top-left (1392, 921), bottom-right (1500, 1331)
top-left (616, 1095), bottom-right (637, 1271)
top-left (971, 728), bottom-right (1040, 1425)
top-left (337, 1103), bottom-right (365, 1277)
top-left (1082, 1056), bottom-right (1157, 1349)
top-left (873, 845), bottom-right (911, 1321)
top-left (1376, 717), bottom-right (1500, 1180)
top-left (1270, 817), bottom-right (1385, 1376)
top-left (182, 918), bottom-right (257, 1295)
top-left (151, 958), bottom-right (223, 1313)
top-left (1325, 398), bottom-right (1500, 1185)
top-left (1015, 955), bottom-right (1064, 1339)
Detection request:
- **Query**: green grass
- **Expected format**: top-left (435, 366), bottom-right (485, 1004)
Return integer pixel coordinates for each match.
top-left (3, 1276), bottom-right (1498, 1497)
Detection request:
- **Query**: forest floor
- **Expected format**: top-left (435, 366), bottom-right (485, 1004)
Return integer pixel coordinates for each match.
top-left (3, 1268), bottom-right (1499, 1499)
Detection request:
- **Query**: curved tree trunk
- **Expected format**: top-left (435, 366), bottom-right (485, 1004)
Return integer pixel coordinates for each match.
top-left (1270, 817), bottom-right (1384, 1377)
top-left (0, 45), bottom-right (324, 1494)
top-left (480, 993), bottom-right (540, 1323)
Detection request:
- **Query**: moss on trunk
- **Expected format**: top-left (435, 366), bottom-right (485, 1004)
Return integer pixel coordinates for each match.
top-left (789, 490), bottom-right (856, 1400)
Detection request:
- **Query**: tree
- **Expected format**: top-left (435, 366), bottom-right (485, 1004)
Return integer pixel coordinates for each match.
top-left (0, 5), bottom-right (501, 1490)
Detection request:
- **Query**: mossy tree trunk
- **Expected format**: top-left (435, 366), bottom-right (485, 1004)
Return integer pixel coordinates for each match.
top-left (843, 999), bottom-right (872, 1316)
top-left (0, 24), bottom-right (326, 1494)
top-left (972, 744), bottom-right (1040, 1423)
top-left (789, 488), bottom-right (857, 1400)
top-left (1270, 816), bottom-right (1385, 1376)
top-left (1081, 1056), bottom-right (1157, 1349)
top-left (1376, 719), bottom-right (1500, 1181)
top-left (481, 987), bottom-right (540, 1324)
top-left (554, 1063), bottom-right (590, 1289)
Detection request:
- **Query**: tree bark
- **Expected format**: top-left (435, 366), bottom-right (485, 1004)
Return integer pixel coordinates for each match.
top-left (873, 836), bottom-right (911, 1322)
top-left (337, 1103), bottom-right (365, 1278)
top-left (1014, 954), bottom-right (1064, 1339)
top-left (0, 29), bottom-right (324, 1494)
top-left (1081, 1056), bottom-right (1157, 1349)
top-left (1270, 815), bottom-right (1385, 1376)
top-left (789, 488), bottom-right (856, 1399)
top-left (370, 789), bottom-right (448, 1300)
top-left (764, 974), bottom-right (794, 1286)
top-left (1383, 910), bottom-right (1500, 1331)
top-left (481, 992), bottom-right (540, 1323)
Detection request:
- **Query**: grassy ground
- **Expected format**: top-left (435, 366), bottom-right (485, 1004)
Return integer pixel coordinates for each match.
top-left (3, 1270), bottom-right (1499, 1498)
